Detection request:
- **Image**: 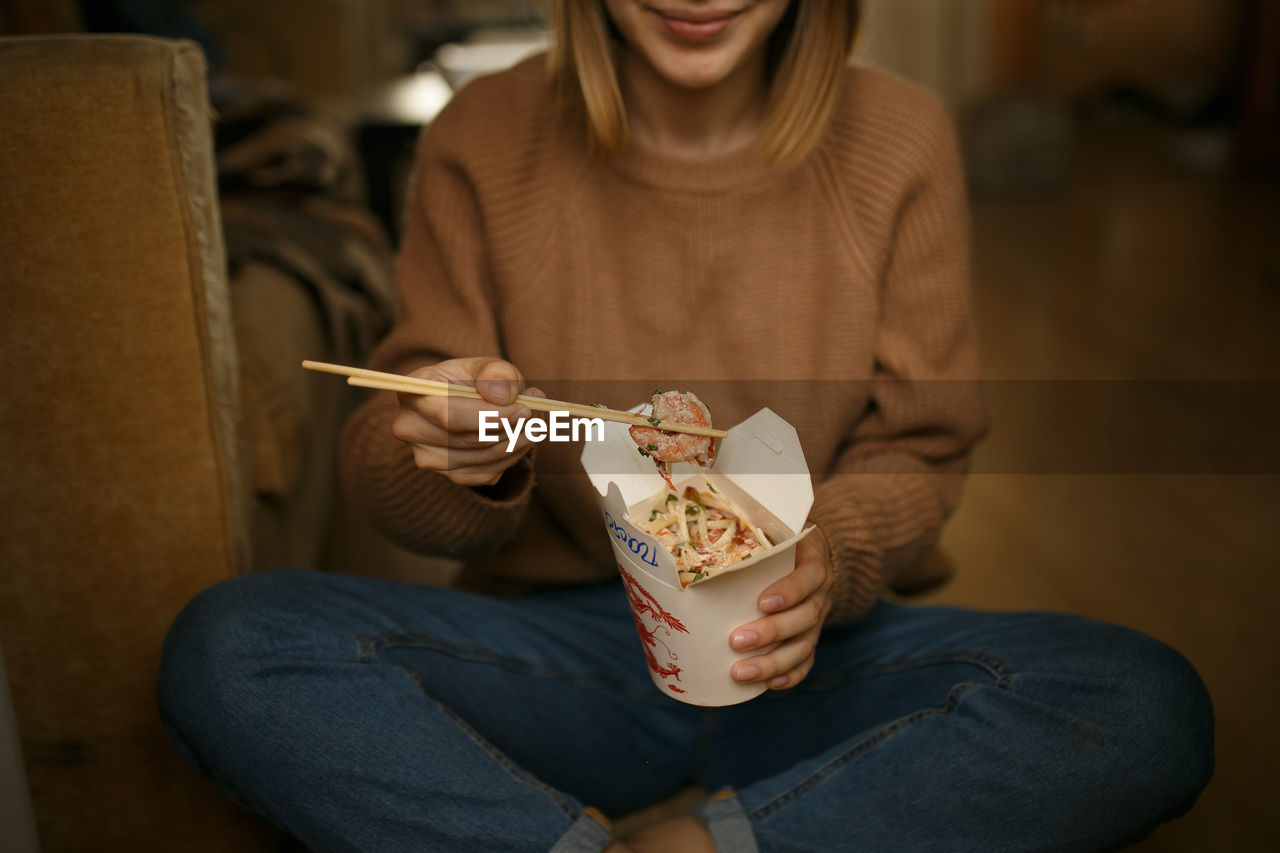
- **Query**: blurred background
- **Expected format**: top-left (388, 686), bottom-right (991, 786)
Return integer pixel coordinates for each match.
top-left (1, 0), bottom-right (1277, 850)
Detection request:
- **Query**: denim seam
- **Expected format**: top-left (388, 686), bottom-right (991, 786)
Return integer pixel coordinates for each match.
top-left (391, 662), bottom-right (580, 820)
top-left (360, 631), bottom-right (665, 701)
top-left (748, 679), bottom-right (989, 821)
top-left (799, 650), bottom-right (1013, 692)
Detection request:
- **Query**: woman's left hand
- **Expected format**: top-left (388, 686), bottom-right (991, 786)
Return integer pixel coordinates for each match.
top-left (728, 537), bottom-right (834, 690)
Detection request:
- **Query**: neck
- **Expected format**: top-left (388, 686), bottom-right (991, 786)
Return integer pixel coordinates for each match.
top-left (619, 52), bottom-right (769, 159)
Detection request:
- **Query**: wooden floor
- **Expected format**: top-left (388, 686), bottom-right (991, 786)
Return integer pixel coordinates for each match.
top-left (927, 128), bottom-right (1280, 849)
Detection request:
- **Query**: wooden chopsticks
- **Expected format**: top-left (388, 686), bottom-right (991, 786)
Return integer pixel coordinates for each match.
top-left (301, 360), bottom-right (728, 439)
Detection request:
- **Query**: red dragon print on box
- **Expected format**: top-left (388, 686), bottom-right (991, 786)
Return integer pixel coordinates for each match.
top-left (618, 564), bottom-right (691, 694)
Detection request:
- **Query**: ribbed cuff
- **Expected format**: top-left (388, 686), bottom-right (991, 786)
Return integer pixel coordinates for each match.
top-left (810, 468), bottom-right (946, 624)
top-left (549, 807), bottom-right (613, 853)
top-left (695, 789), bottom-right (759, 853)
top-left (809, 497), bottom-right (883, 625)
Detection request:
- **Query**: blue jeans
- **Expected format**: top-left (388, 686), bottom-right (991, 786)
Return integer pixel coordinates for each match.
top-left (158, 570), bottom-right (1212, 852)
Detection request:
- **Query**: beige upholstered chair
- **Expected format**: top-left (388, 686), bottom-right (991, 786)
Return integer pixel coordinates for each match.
top-left (0, 34), bottom-right (278, 850)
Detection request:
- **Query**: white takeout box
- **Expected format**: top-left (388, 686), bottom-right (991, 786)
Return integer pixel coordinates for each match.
top-left (582, 408), bottom-right (814, 706)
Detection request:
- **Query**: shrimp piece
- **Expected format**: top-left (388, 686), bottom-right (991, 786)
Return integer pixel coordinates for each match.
top-left (630, 391), bottom-right (716, 464)
top-left (630, 391), bottom-right (717, 488)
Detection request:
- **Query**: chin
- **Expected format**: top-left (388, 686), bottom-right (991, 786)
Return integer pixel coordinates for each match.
top-left (652, 53), bottom-right (736, 90)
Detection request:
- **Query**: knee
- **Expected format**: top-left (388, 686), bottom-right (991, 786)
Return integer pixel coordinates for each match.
top-left (157, 570), bottom-right (314, 748)
top-left (1077, 621), bottom-right (1215, 817)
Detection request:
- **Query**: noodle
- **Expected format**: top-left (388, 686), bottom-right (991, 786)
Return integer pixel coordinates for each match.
top-left (638, 485), bottom-right (773, 588)
top-left (628, 389), bottom-right (775, 586)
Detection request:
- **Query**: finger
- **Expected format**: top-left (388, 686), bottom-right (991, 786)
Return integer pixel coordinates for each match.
top-left (731, 625), bottom-right (820, 685)
top-left (441, 454), bottom-right (533, 487)
top-left (473, 358), bottom-right (524, 406)
top-left (765, 650), bottom-right (816, 691)
top-left (409, 440), bottom-right (533, 472)
top-left (404, 358), bottom-right (527, 409)
top-left (755, 545), bottom-right (827, 614)
top-left (399, 396), bottom-right (532, 442)
top-left (729, 594), bottom-right (824, 651)
top-left (393, 415), bottom-right (474, 450)
top-left (420, 407), bottom-right (535, 450)
top-left (411, 357), bottom-right (525, 393)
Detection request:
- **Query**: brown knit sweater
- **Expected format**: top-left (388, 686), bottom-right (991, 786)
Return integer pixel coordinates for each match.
top-left (340, 57), bottom-right (986, 624)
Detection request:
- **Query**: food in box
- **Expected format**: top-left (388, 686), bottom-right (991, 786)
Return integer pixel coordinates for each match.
top-left (582, 403), bottom-right (814, 706)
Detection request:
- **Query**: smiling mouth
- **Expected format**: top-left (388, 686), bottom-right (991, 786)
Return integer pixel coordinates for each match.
top-left (650, 7), bottom-right (744, 42)
top-left (658, 8), bottom-right (741, 23)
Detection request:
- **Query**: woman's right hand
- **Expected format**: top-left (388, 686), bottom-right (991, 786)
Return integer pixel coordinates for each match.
top-left (390, 357), bottom-right (543, 487)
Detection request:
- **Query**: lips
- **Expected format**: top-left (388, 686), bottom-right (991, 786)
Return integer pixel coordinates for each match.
top-left (657, 7), bottom-right (742, 23)
top-left (650, 6), bottom-right (744, 43)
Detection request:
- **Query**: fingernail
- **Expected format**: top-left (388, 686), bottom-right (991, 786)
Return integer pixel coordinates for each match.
top-left (768, 675), bottom-right (789, 688)
top-left (760, 595), bottom-right (784, 613)
top-left (731, 630), bottom-right (757, 650)
top-left (481, 379), bottom-right (512, 404)
top-left (734, 664), bottom-right (760, 682)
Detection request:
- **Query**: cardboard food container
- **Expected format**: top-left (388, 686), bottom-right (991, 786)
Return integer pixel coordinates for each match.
top-left (581, 407), bottom-right (814, 707)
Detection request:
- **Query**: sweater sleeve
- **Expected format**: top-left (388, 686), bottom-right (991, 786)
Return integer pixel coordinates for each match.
top-left (339, 102), bottom-right (535, 561)
top-left (813, 96), bottom-right (988, 624)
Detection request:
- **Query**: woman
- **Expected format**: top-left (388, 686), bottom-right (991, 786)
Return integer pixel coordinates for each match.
top-left (159, 2), bottom-right (1214, 850)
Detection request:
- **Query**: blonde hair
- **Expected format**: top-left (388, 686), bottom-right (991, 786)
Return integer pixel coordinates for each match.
top-left (547, 1), bottom-right (863, 166)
